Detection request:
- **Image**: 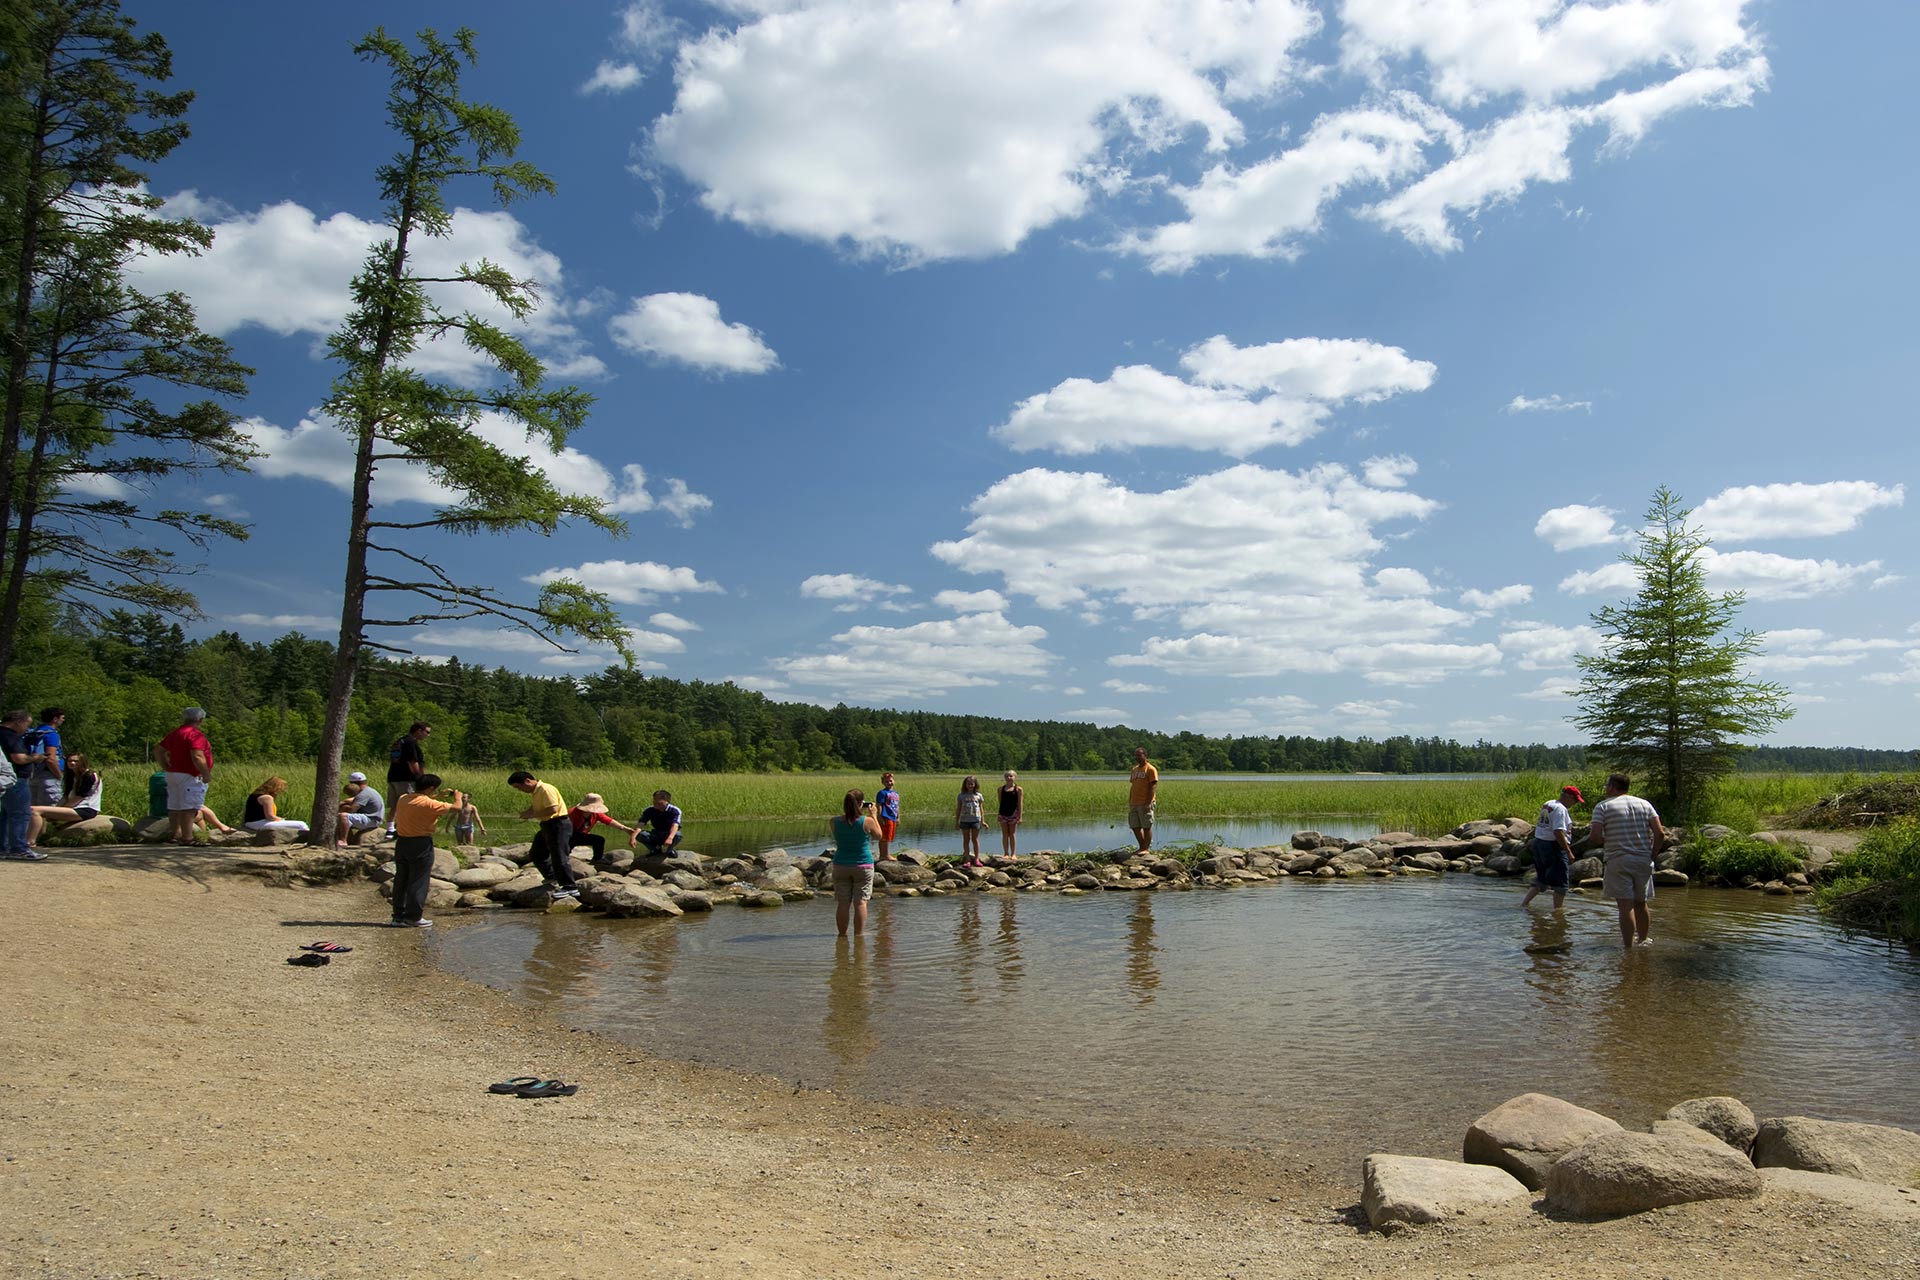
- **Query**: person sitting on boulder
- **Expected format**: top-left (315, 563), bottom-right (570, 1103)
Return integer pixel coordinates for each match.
top-left (28, 752), bottom-right (105, 845)
top-left (333, 772), bottom-right (385, 848)
top-left (242, 776), bottom-right (310, 837)
top-left (566, 792), bottom-right (638, 862)
top-left (635, 789), bottom-right (683, 855)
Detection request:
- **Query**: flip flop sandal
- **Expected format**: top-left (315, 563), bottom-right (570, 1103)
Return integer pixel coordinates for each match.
top-left (514, 1080), bottom-right (579, 1099)
top-left (286, 953), bottom-right (330, 967)
top-left (301, 942), bottom-right (353, 953)
top-left (487, 1076), bottom-right (544, 1095)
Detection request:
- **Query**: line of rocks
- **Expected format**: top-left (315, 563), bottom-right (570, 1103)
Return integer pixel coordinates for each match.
top-left (1363, 1091), bottom-right (1920, 1231)
top-left (239, 811), bottom-right (1842, 917)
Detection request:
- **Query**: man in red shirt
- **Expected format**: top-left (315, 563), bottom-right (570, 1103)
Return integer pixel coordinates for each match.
top-left (160, 707), bottom-right (213, 844)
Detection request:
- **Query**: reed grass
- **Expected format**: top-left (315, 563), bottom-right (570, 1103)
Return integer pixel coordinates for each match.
top-left (89, 765), bottom-right (1845, 846)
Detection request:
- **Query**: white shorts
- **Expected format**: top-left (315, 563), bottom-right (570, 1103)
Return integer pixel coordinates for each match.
top-left (165, 772), bottom-right (208, 812)
top-left (343, 813), bottom-right (381, 831)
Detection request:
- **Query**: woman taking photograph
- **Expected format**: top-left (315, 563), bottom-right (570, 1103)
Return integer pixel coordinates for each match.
top-left (830, 788), bottom-right (884, 938)
top-left (242, 776), bottom-right (310, 836)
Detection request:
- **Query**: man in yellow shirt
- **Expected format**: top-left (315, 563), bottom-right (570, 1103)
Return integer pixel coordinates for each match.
top-left (1128, 747), bottom-right (1158, 853)
top-left (391, 773), bottom-right (461, 928)
top-left (509, 769), bottom-right (578, 901)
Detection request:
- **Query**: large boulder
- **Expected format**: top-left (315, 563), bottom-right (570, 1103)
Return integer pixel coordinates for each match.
top-left (1663, 1097), bottom-right (1758, 1153)
top-left (451, 862), bottom-right (518, 889)
top-left (1544, 1131), bottom-right (1762, 1217)
top-left (487, 870), bottom-right (548, 901)
top-left (248, 826), bottom-right (305, 847)
top-left (668, 890), bottom-right (713, 912)
top-left (430, 847), bottom-right (461, 880)
top-left (602, 884), bottom-right (683, 919)
top-left (876, 860), bottom-right (936, 885)
top-left (1753, 1117), bottom-right (1920, 1186)
top-left (596, 848), bottom-right (636, 875)
top-left (1465, 1094), bottom-right (1623, 1189)
top-left (1361, 1155), bottom-right (1531, 1230)
top-left (489, 842), bottom-right (533, 865)
top-left (753, 865), bottom-right (807, 893)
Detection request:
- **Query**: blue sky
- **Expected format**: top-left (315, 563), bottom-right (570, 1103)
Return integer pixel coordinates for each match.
top-left (117, 0), bottom-right (1916, 748)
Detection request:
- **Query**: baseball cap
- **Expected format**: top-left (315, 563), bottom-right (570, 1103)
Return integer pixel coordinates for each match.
top-left (347, 771), bottom-right (367, 783)
top-left (1561, 784), bottom-right (1585, 804)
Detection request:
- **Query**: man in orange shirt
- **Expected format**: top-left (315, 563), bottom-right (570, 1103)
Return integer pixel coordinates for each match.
top-left (1128, 746), bottom-right (1158, 853)
top-left (390, 773), bottom-right (461, 928)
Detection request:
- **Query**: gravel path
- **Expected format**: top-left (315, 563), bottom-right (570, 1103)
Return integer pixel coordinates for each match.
top-left (2, 847), bottom-right (1915, 1279)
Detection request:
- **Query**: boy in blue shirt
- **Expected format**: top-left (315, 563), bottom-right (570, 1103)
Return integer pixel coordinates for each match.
top-left (875, 771), bottom-right (900, 860)
top-left (636, 790), bottom-right (683, 854)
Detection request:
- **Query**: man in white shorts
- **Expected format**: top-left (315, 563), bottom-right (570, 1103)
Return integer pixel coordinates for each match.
top-left (159, 707), bottom-right (214, 844)
top-left (1587, 772), bottom-right (1668, 950)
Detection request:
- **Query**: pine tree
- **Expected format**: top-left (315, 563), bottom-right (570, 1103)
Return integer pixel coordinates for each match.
top-left (306, 28), bottom-right (627, 838)
top-left (0, 0), bottom-right (253, 686)
top-left (1572, 487), bottom-right (1793, 821)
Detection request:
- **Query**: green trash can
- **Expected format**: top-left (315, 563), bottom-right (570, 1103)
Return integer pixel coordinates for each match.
top-left (148, 769), bottom-right (168, 819)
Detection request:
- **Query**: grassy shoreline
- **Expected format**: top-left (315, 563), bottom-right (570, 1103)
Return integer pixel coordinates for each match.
top-left (92, 765), bottom-right (1853, 846)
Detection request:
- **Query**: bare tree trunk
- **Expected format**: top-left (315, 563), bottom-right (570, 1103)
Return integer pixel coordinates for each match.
top-left (0, 394), bottom-right (54, 684)
top-left (308, 422), bottom-right (377, 843)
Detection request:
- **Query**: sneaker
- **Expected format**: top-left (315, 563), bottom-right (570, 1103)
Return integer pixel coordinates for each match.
top-left (9, 849), bottom-right (46, 861)
top-left (391, 918), bottom-right (433, 928)
top-left (551, 886), bottom-right (581, 900)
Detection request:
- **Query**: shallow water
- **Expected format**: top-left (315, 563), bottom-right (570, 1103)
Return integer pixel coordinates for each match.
top-left (673, 813), bottom-right (1381, 862)
top-left (431, 876), bottom-right (1920, 1170)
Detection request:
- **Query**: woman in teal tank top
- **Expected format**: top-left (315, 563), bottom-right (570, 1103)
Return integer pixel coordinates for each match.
top-left (830, 789), bottom-right (883, 937)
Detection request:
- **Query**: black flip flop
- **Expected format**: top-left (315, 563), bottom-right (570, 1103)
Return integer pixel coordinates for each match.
top-left (301, 942), bottom-right (353, 953)
top-left (286, 953), bottom-right (330, 967)
top-left (487, 1076), bottom-right (543, 1095)
top-left (515, 1080), bottom-right (579, 1099)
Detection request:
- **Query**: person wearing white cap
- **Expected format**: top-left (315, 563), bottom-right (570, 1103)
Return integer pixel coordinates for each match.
top-left (332, 771), bottom-right (386, 848)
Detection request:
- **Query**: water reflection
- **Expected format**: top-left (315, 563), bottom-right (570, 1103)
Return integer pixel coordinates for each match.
top-left (435, 877), bottom-right (1920, 1165)
top-left (1127, 894), bottom-right (1160, 1005)
top-left (994, 894), bottom-right (1023, 989)
top-left (823, 937), bottom-right (876, 1080)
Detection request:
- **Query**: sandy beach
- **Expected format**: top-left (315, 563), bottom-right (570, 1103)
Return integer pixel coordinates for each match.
top-left (3, 847), bottom-right (1916, 1280)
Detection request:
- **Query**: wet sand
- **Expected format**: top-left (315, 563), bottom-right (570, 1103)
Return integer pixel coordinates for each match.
top-left (2, 846), bottom-right (1915, 1280)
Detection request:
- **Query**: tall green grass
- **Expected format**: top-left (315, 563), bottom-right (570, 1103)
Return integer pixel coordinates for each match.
top-left (1817, 818), bottom-right (1920, 942)
top-left (91, 766), bottom-right (1839, 846)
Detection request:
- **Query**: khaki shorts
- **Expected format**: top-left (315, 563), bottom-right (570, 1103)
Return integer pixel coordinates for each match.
top-left (833, 863), bottom-right (875, 905)
top-left (1603, 854), bottom-right (1655, 902)
top-left (1128, 802), bottom-right (1155, 830)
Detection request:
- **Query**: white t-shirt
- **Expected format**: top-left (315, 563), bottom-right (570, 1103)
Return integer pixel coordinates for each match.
top-left (1534, 799), bottom-right (1571, 843)
top-left (1591, 793), bottom-right (1661, 859)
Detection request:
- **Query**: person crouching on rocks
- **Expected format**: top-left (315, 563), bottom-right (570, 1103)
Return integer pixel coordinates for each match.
top-left (390, 774), bottom-right (460, 928)
top-left (635, 789), bottom-right (683, 856)
top-left (567, 792), bottom-right (638, 863)
top-left (1521, 784), bottom-right (1583, 912)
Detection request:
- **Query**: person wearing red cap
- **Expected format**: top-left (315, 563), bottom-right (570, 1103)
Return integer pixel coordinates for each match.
top-left (1520, 784), bottom-right (1585, 911)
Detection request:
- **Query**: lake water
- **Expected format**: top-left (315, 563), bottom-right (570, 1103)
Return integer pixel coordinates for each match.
top-left (431, 874), bottom-right (1920, 1171)
top-left (674, 814), bottom-right (1383, 862)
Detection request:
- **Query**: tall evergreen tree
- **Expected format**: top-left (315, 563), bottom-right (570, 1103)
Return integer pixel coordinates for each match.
top-left (307, 27), bottom-right (627, 838)
top-left (1573, 487), bottom-right (1793, 820)
top-left (0, 0), bottom-right (252, 687)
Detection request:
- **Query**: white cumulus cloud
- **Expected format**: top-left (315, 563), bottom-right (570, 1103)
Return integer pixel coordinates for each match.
top-left (609, 292), bottom-right (779, 374)
top-left (770, 611), bottom-right (1056, 701)
top-left (525, 560), bottom-right (723, 606)
top-left (582, 60), bottom-right (643, 94)
top-left (1536, 503), bottom-right (1625, 551)
top-left (1461, 584), bottom-right (1533, 612)
top-left (1507, 393), bottom-right (1591, 413)
top-left (993, 334), bottom-right (1434, 457)
top-left (1695, 481), bottom-right (1905, 542)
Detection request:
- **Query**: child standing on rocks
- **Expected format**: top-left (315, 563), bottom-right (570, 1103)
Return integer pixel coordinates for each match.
top-left (956, 775), bottom-right (985, 867)
top-left (875, 772), bottom-right (901, 860)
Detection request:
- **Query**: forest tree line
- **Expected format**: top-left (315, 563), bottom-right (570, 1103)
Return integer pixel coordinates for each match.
top-left (1, 604), bottom-right (1912, 776)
